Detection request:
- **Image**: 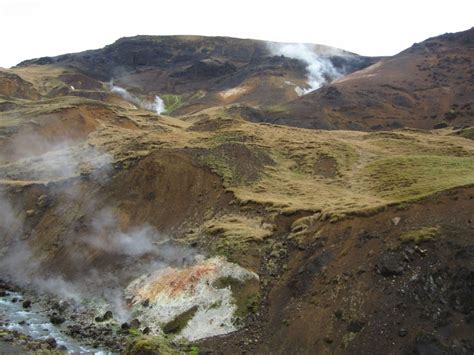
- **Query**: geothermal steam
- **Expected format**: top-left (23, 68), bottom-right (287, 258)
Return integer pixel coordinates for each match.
top-left (0, 133), bottom-right (193, 320)
top-left (267, 42), bottom-right (345, 94)
top-left (110, 83), bottom-right (166, 114)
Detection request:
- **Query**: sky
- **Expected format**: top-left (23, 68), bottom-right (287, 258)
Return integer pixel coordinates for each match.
top-left (0, 0), bottom-right (472, 68)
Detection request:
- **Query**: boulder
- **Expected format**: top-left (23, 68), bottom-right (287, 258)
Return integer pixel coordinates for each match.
top-left (377, 253), bottom-right (405, 276)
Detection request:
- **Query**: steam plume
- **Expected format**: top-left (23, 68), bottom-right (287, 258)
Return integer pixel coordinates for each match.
top-left (109, 83), bottom-right (166, 114)
top-left (267, 42), bottom-right (345, 94)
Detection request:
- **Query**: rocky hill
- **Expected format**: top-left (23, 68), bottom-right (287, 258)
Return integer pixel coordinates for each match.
top-left (0, 29), bottom-right (473, 354)
top-left (262, 27), bottom-right (474, 130)
top-left (14, 35), bottom-right (378, 114)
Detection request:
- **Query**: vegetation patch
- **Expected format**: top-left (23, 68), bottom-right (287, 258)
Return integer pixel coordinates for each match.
top-left (455, 126), bottom-right (474, 140)
top-left (162, 306), bottom-right (199, 334)
top-left (162, 94), bottom-right (183, 114)
top-left (400, 226), bottom-right (440, 244)
top-left (125, 335), bottom-right (178, 355)
top-left (363, 155), bottom-right (474, 201)
top-left (204, 214), bottom-right (274, 254)
top-left (212, 276), bottom-right (261, 321)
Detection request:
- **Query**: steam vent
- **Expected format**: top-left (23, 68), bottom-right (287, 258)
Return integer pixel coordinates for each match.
top-left (0, 26), bottom-right (473, 354)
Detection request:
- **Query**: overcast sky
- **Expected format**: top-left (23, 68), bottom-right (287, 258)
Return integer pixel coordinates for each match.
top-left (0, 0), bottom-right (472, 68)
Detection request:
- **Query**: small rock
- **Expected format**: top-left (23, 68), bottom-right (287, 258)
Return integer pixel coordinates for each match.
top-left (121, 322), bottom-right (130, 331)
top-left (324, 336), bottom-right (334, 344)
top-left (142, 326), bottom-right (151, 335)
top-left (49, 314), bottom-right (65, 325)
top-left (95, 310), bottom-right (113, 322)
top-left (391, 217), bottom-right (401, 226)
top-left (399, 329), bottom-right (408, 337)
top-left (346, 320), bottom-right (365, 333)
top-left (51, 300), bottom-right (69, 312)
top-left (103, 310), bottom-right (113, 321)
top-left (22, 300), bottom-right (32, 309)
top-left (25, 209), bottom-right (35, 217)
top-left (67, 324), bottom-right (82, 336)
top-left (37, 194), bottom-right (49, 208)
top-left (130, 318), bottom-right (141, 329)
top-left (377, 253), bottom-right (405, 276)
top-left (465, 312), bottom-right (474, 324)
top-left (45, 337), bottom-right (57, 349)
top-left (142, 299), bottom-right (150, 307)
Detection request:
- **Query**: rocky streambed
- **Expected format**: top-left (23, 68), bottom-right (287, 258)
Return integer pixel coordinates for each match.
top-left (0, 257), bottom-right (260, 353)
top-left (0, 281), bottom-right (119, 353)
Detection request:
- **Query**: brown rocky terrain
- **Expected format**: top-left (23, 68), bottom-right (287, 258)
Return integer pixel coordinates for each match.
top-left (0, 28), bottom-right (473, 354)
top-left (262, 27), bottom-right (474, 130)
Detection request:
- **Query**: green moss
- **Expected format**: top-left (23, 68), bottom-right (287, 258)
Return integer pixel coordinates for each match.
top-left (212, 276), bottom-right (260, 320)
top-left (128, 328), bottom-right (141, 337)
top-left (265, 104), bottom-right (287, 114)
top-left (162, 95), bottom-right (183, 114)
top-left (363, 155), bottom-right (474, 201)
top-left (125, 335), bottom-right (178, 355)
top-left (400, 226), bottom-right (440, 244)
top-left (457, 127), bottom-right (474, 140)
top-left (162, 306), bottom-right (198, 334)
top-left (197, 153), bottom-right (236, 185)
top-left (188, 346), bottom-right (200, 355)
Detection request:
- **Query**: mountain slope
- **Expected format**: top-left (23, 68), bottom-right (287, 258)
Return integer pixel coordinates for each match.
top-left (260, 27), bottom-right (474, 130)
top-left (0, 30), bottom-right (473, 354)
top-left (14, 35), bottom-right (377, 114)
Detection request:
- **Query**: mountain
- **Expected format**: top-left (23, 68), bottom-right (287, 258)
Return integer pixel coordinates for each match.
top-left (0, 30), bottom-right (473, 354)
top-left (260, 27), bottom-right (474, 130)
top-left (14, 35), bottom-right (378, 114)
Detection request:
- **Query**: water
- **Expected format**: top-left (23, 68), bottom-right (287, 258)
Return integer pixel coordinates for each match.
top-left (0, 291), bottom-right (108, 353)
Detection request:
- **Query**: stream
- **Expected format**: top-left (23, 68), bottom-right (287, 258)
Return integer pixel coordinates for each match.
top-left (0, 290), bottom-right (109, 353)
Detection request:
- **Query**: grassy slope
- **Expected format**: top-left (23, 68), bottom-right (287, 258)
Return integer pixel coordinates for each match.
top-left (2, 92), bottom-right (473, 216)
top-left (181, 112), bottom-right (474, 215)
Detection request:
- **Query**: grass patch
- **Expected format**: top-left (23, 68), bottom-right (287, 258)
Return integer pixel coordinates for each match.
top-left (400, 226), bottom-right (440, 244)
top-left (363, 155), bottom-right (474, 201)
top-left (162, 94), bottom-right (183, 114)
top-left (456, 127), bottom-right (474, 140)
top-left (128, 328), bottom-right (141, 337)
top-left (125, 335), bottom-right (178, 355)
top-left (162, 306), bottom-right (199, 334)
top-left (197, 214), bottom-right (274, 262)
top-left (212, 276), bottom-right (260, 321)
top-left (198, 152), bottom-right (236, 185)
top-left (265, 104), bottom-right (288, 113)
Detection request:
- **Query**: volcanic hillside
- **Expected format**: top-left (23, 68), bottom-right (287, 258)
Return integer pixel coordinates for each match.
top-left (12, 35), bottom-right (377, 114)
top-left (262, 27), bottom-right (474, 130)
top-left (0, 29), bottom-right (473, 354)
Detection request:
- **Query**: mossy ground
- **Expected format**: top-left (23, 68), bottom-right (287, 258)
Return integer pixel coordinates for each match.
top-left (125, 335), bottom-right (178, 355)
top-left (162, 95), bottom-right (183, 114)
top-left (212, 276), bottom-right (261, 321)
top-left (162, 306), bottom-right (199, 335)
top-left (400, 226), bottom-right (440, 244)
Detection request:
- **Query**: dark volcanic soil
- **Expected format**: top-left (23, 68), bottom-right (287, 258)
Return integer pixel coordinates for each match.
top-left (200, 186), bottom-right (474, 354)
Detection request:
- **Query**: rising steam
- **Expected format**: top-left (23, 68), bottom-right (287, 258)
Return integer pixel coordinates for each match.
top-left (110, 83), bottom-right (166, 114)
top-left (267, 42), bottom-right (346, 95)
top-left (0, 132), bottom-right (194, 321)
